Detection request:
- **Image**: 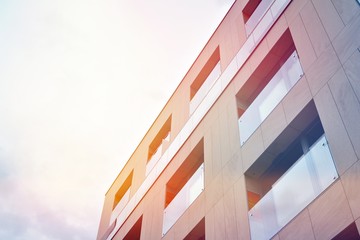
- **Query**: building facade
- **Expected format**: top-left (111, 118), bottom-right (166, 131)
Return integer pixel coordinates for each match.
top-left (97, 0), bottom-right (360, 239)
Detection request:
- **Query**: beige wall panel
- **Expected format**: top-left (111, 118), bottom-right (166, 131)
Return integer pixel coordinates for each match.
top-left (210, 118), bottom-right (223, 177)
top-left (189, 121), bottom-right (205, 152)
top-left (271, 235), bottom-right (280, 240)
top-left (308, 181), bottom-right (354, 240)
top-left (344, 50), bottom-right (360, 102)
top-left (205, 172), bottom-right (224, 212)
top-left (278, 209), bottom-right (315, 240)
top-left (219, 19), bottom-right (237, 69)
top-left (223, 188), bottom-right (239, 240)
top-left (241, 127), bottom-right (264, 172)
top-left (265, 15), bottom-right (289, 50)
top-left (249, 38), bottom-right (269, 74)
top-left (260, 103), bottom-right (287, 149)
top-left (172, 88), bottom-right (190, 136)
top-left (289, 15), bottom-right (317, 72)
top-left (234, 60), bottom-right (252, 95)
top-left (205, 208), bottom-right (216, 240)
top-left (222, 150), bottom-right (243, 193)
top-left (332, 14), bottom-right (360, 64)
top-left (187, 193), bottom-right (205, 232)
top-left (173, 209), bottom-right (190, 240)
top-left (219, 101), bottom-right (234, 167)
top-left (227, 97), bottom-right (241, 155)
top-left (311, 0), bottom-right (344, 41)
top-left (284, 0), bottom-right (310, 25)
top-left (229, 2), bottom-right (247, 53)
top-left (300, 1), bottom-right (331, 57)
top-left (204, 130), bottom-right (214, 186)
top-left (140, 207), bottom-right (152, 240)
top-left (234, 176), bottom-right (251, 240)
top-left (332, 0), bottom-right (360, 25)
top-left (305, 45), bottom-right (341, 96)
top-left (314, 84), bottom-right (357, 175)
top-left (329, 68), bottom-right (360, 159)
top-left (341, 160), bottom-right (360, 220)
top-left (149, 191), bottom-right (164, 240)
top-left (214, 197), bottom-right (227, 240)
top-left (282, 76), bottom-right (312, 124)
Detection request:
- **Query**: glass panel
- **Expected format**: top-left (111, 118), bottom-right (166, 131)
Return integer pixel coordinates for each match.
top-left (110, 188), bottom-right (131, 223)
top-left (190, 62), bottom-right (221, 115)
top-left (248, 135), bottom-right (338, 240)
top-left (162, 164), bottom-right (204, 235)
top-left (245, 0), bottom-right (275, 36)
top-left (239, 51), bottom-right (303, 145)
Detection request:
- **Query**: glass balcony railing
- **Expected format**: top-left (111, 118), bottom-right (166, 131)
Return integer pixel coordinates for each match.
top-left (146, 144), bottom-right (163, 176)
top-left (245, 0), bottom-right (275, 36)
top-left (248, 135), bottom-right (338, 240)
top-left (239, 51), bottom-right (303, 145)
top-left (146, 132), bottom-right (171, 176)
top-left (162, 163), bottom-right (204, 235)
top-left (190, 62), bottom-right (221, 115)
top-left (110, 188), bottom-right (131, 223)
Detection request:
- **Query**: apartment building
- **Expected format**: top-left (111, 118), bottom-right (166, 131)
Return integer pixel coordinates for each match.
top-left (97, 0), bottom-right (360, 239)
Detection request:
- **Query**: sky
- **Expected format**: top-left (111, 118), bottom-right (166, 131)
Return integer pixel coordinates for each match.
top-left (0, 0), bottom-right (234, 239)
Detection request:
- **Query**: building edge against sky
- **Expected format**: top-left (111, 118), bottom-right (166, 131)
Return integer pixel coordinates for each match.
top-left (98, 0), bottom-right (360, 239)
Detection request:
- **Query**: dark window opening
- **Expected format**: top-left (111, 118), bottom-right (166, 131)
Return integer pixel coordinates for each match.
top-left (184, 218), bottom-right (205, 240)
top-left (123, 216), bottom-right (143, 240)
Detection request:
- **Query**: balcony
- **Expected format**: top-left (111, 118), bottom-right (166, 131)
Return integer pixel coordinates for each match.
top-left (110, 188), bottom-right (131, 223)
top-left (190, 61), bottom-right (221, 115)
top-left (162, 163), bottom-right (204, 235)
top-left (238, 50), bottom-right (303, 146)
top-left (248, 135), bottom-right (338, 240)
top-left (245, 0), bottom-right (274, 36)
top-left (146, 132), bottom-right (170, 176)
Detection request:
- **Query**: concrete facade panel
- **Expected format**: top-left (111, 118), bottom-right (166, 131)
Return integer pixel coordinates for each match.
top-left (308, 181), bottom-right (354, 240)
top-left (332, 14), bottom-right (360, 64)
top-left (332, 0), bottom-right (360, 25)
top-left (241, 127), bottom-right (264, 172)
top-left (289, 15), bottom-right (317, 71)
top-left (234, 176), bottom-right (251, 240)
top-left (311, 0), bottom-right (344, 41)
top-left (223, 188), bottom-right (239, 240)
top-left (305, 44), bottom-right (341, 96)
top-left (282, 76), bottom-right (312, 124)
top-left (329, 68), bottom-right (360, 159)
top-left (314, 84), bottom-right (357, 175)
top-left (300, 0), bottom-right (331, 57)
top-left (278, 209), bottom-right (315, 240)
top-left (284, 0), bottom-right (309, 25)
top-left (344, 49), bottom-right (360, 103)
top-left (214, 198), bottom-right (227, 240)
top-left (260, 103), bottom-right (287, 149)
top-left (342, 160), bottom-right (360, 220)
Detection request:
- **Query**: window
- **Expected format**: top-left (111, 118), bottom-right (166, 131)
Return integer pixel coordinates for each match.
top-left (243, 0), bottom-right (274, 36)
top-left (332, 222), bottom-right (360, 240)
top-left (236, 29), bottom-right (303, 146)
top-left (123, 216), bottom-right (143, 240)
top-left (162, 139), bottom-right (204, 235)
top-left (190, 47), bottom-right (221, 115)
top-left (110, 171), bottom-right (133, 223)
top-left (146, 116), bottom-right (171, 176)
top-left (245, 102), bottom-right (338, 240)
top-left (184, 218), bottom-right (205, 240)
